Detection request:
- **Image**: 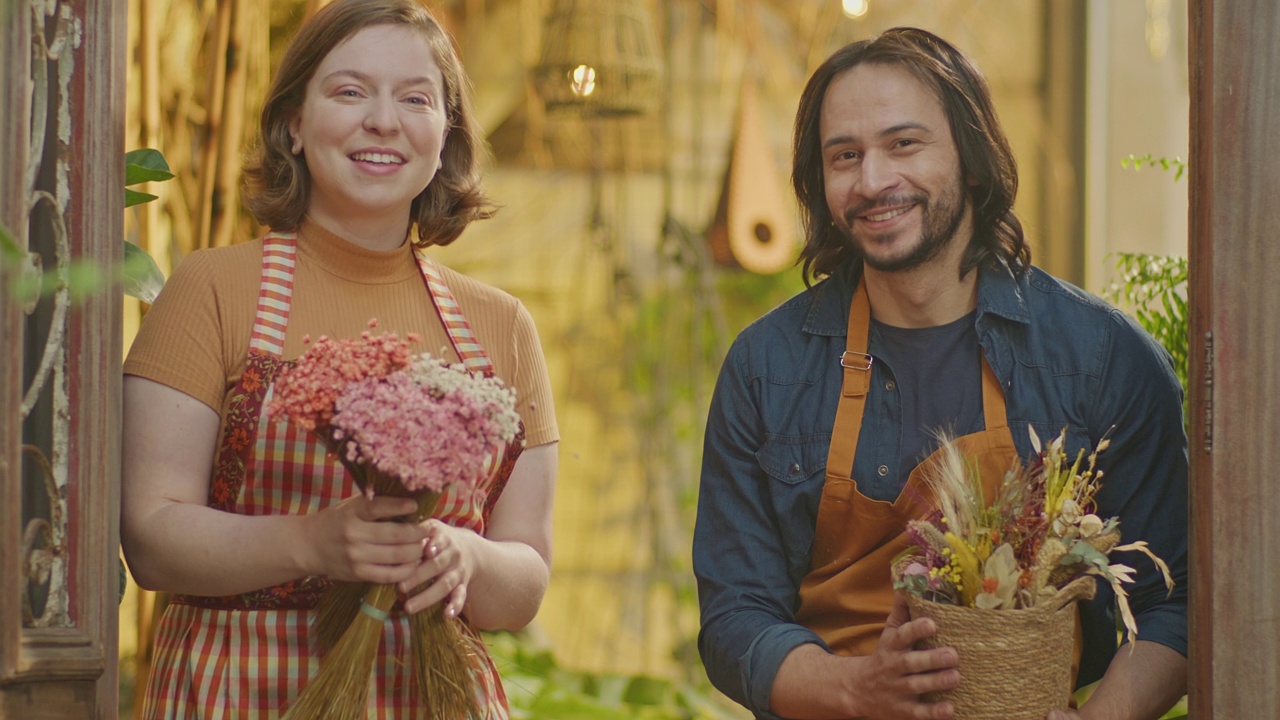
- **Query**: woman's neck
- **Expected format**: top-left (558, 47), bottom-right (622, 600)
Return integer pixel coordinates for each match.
top-left (305, 210), bottom-right (410, 252)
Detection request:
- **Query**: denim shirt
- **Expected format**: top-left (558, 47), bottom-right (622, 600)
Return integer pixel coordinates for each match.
top-left (693, 260), bottom-right (1189, 718)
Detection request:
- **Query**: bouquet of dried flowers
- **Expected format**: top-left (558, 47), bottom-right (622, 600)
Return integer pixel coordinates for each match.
top-left (269, 320), bottom-right (520, 720)
top-left (891, 426), bottom-right (1174, 718)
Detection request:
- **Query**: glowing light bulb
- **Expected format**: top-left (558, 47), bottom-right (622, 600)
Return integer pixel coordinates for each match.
top-left (842, 0), bottom-right (869, 19)
top-left (569, 64), bottom-right (597, 97)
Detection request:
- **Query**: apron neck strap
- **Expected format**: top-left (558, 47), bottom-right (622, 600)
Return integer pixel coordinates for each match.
top-left (413, 247), bottom-right (495, 376)
top-left (827, 277), bottom-right (1007, 481)
top-left (249, 232), bottom-right (299, 358)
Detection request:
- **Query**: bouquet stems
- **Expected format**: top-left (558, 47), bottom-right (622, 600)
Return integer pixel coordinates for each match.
top-left (282, 582), bottom-right (398, 720)
top-left (290, 472), bottom-right (482, 718)
top-left (411, 602), bottom-right (484, 719)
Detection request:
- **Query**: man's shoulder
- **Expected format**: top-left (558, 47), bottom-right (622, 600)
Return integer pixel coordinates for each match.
top-left (1015, 265), bottom-right (1168, 363)
top-left (734, 276), bottom-right (841, 346)
top-left (1019, 266), bottom-right (1129, 331)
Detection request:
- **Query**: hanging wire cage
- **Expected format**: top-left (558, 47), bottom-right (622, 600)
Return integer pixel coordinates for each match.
top-left (533, 0), bottom-right (663, 117)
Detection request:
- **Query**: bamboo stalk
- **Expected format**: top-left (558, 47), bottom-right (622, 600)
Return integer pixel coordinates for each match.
top-left (195, 0), bottom-right (232, 250)
top-left (210, 0), bottom-right (248, 248)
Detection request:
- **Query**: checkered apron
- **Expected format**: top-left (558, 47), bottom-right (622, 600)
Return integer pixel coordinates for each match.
top-left (141, 232), bottom-right (523, 719)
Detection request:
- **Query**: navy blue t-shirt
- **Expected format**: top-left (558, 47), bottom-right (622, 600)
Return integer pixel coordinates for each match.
top-left (871, 310), bottom-right (982, 493)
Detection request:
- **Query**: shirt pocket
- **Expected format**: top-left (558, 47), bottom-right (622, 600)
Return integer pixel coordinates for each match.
top-left (756, 434), bottom-right (829, 578)
top-left (756, 434), bottom-right (828, 485)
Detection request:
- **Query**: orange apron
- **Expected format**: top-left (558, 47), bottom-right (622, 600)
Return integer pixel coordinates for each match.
top-left (794, 279), bottom-right (1016, 655)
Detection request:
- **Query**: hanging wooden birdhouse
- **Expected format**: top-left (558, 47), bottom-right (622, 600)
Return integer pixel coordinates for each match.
top-left (707, 76), bottom-right (798, 274)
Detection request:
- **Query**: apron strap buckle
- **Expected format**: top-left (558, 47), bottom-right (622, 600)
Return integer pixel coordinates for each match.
top-left (840, 351), bottom-right (873, 371)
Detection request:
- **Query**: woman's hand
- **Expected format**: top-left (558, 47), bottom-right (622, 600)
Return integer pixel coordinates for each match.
top-left (296, 493), bottom-right (430, 585)
top-left (399, 519), bottom-right (479, 616)
top-left (392, 442), bottom-right (557, 628)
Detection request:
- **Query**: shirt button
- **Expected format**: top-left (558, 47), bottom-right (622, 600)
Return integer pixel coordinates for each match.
top-left (788, 463), bottom-right (801, 475)
top-left (885, 380), bottom-right (896, 391)
top-left (877, 465), bottom-right (889, 477)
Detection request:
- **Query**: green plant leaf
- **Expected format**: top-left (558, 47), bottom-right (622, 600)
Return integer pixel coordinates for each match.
top-left (125, 188), bottom-right (159, 207)
top-left (125, 148), bottom-right (175, 185)
top-left (622, 676), bottom-right (674, 706)
top-left (120, 242), bottom-right (166, 303)
top-left (1, 220), bottom-right (24, 264)
top-left (66, 260), bottom-right (109, 303)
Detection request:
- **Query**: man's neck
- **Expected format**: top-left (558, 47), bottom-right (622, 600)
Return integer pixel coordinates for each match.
top-left (862, 253), bottom-right (979, 329)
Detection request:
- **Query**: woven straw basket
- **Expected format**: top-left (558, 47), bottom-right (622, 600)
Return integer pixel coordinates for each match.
top-left (905, 576), bottom-right (1097, 720)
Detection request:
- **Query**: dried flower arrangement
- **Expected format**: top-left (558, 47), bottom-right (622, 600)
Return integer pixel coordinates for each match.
top-left (890, 426), bottom-right (1175, 718)
top-left (893, 426), bottom-right (1173, 638)
top-left (269, 320), bottom-right (520, 720)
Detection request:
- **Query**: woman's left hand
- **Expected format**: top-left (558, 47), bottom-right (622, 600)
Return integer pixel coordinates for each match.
top-left (399, 519), bottom-right (479, 617)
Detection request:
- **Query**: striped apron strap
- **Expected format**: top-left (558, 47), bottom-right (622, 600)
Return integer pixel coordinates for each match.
top-left (413, 248), bottom-right (495, 375)
top-left (249, 232), bottom-right (298, 358)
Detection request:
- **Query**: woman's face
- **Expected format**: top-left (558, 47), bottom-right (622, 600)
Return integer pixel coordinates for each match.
top-left (289, 24), bottom-right (449, 230)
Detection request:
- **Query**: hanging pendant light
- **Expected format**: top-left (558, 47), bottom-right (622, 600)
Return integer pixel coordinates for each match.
top-left (533, 0), bottom-right (663, 117)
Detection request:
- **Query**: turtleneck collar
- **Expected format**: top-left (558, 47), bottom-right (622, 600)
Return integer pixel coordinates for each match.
top-left (295, 217), bottom-right (419, 284)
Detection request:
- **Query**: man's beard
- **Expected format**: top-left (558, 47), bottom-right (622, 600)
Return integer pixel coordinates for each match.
top-left (842, 183), bottom-right (968, 273)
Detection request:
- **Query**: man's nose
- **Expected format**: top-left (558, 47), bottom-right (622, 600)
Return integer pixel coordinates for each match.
top-left (855, 152), bottom-right (900, 198)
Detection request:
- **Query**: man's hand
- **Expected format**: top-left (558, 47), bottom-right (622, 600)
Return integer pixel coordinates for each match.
top-left (849, 592), bottom-right (962, 719)
top-left (770, 593), bottom-right (962, 719)
top-left (1047, 710), bottom-right (1083, 720)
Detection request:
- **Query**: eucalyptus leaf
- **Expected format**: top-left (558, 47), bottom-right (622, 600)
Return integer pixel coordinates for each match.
top-left (121, 242), bottom-right (166, 303)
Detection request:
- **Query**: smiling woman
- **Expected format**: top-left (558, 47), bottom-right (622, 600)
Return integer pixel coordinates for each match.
top-left (287, 24), bottom-right (450, 246)
top-left (119, 1), bottom-right (560, 719)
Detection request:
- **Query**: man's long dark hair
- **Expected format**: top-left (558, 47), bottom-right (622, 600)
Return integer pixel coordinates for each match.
top-left (792, 27), bottom-right (1030, 285)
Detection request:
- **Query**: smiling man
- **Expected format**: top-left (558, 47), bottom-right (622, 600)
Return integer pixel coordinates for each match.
top-left (693, 28), bottom-right (1188, 720)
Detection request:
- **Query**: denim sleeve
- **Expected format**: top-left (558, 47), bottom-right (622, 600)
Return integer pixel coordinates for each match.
top-left (1088, 310), bottom-right (1189, 660)
top-left (694, 339), bottom-right (827, 717)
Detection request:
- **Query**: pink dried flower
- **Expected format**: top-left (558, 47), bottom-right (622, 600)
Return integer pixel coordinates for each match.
top-left (330, 354), bottom-right (521, 494)
top-left (268, 324), bottom-right (417, 431)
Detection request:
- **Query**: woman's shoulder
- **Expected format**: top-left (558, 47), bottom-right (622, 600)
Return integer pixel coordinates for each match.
top-left (166, 237), bottom-right (265, 289)
top-left (428, 259), bottom-right (523, 314)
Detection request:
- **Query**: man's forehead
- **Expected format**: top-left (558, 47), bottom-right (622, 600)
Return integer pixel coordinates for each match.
top-left (819, 64), bottom-right (945, 138)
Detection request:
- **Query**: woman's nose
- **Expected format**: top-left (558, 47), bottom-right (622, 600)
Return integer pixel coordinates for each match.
top-left (363, 96), bottom-right (400, 135)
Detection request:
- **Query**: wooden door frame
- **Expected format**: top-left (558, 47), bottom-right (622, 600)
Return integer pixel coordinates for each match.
top-left (1188, 0), bottom-right (1280, 718)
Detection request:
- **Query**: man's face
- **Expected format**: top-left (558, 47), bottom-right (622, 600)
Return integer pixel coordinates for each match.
top-left (819, 63), bottom-right (970, 273)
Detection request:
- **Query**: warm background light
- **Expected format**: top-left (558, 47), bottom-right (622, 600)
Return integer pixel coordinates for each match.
top-left (842, 0), bottom-right (870, 19)
top-left (569, 64), bottom-right (597, 97)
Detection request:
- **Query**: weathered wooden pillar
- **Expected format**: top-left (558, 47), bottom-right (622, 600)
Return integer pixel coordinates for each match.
top-left (1, 0), bottom-right (126, 717)
top-left (1188, 1), bottom-right (1280, 718)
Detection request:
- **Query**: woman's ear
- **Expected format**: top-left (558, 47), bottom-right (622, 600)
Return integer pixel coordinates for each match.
top-left (288, 117), bottom-right (303, 155)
